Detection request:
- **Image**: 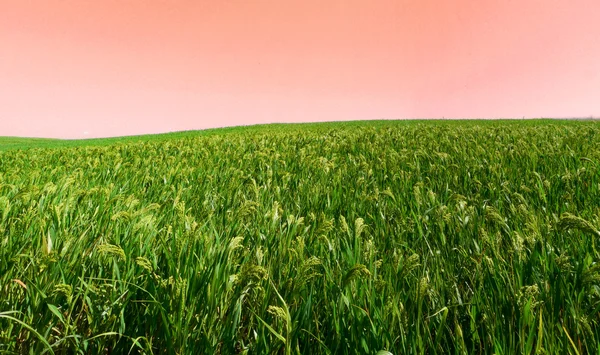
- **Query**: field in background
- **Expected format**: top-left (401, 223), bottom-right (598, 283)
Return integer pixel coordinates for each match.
top-left (1, 120), bottom-right (600, 354)
top-left (0, 137), bottom-right (61, 151)
top-left (0, 119), bottom-right (578, 151)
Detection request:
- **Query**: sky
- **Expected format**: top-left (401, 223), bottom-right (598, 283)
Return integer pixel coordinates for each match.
top-left (1, 0), bottom-right (599, 139)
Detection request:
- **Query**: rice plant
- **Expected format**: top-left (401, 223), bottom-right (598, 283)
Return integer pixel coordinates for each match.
top-left (1, 120), bottom-right (600, 354)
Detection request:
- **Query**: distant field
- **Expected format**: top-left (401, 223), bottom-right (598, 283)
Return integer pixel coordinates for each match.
top-left (0, 137), bottom-right (61, 150)
top-left (2, 121), bottom-right (398, 151)
top-left (1, 120), bottom-right (600, 354)
top-left (0, 119), bottom-right (582, 151)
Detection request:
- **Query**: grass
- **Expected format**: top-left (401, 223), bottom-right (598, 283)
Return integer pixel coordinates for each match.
top-left (1, 119), bottom-right (599, 354)
top-left (0, 119), bottom-right (572, 151)
top-left (0, 137), bottom-right (61, 151)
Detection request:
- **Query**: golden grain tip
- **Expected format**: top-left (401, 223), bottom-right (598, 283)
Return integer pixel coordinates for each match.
top-left (12, 279), bottom-right (27, 290)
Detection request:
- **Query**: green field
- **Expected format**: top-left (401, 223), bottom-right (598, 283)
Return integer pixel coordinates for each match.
top-left (1, 120), bottom-right (599, 354)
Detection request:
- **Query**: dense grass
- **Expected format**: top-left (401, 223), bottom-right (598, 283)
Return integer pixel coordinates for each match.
top-left (0, 119), bottom-right (577, 151)
top-left (1, 120), bottom-right (600, 354)
top-left (1, 121), bottom-right (411, 151)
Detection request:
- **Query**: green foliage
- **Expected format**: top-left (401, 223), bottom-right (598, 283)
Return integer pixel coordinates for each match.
top-left (1, 120), bottom-right (600, 354)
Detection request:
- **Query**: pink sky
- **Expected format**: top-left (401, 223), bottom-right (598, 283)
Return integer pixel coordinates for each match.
top-left (1, 0), bottom-right (599, 138)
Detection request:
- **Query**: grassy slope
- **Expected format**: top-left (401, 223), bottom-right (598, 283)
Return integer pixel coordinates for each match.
top-left (0, 137), bottom-right (61, 150)
top-left (0, 119), bottom-right (577, 151)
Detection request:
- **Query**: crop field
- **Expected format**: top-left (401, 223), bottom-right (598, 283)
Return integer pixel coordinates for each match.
top-left (1, 120), bottom-right (600, 354)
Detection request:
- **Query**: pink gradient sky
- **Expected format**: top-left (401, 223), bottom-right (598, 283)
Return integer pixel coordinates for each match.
top-left (1, 0), bottom-right (599, 138)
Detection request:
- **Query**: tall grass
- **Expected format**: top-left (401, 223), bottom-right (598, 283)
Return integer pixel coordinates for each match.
top-left (1, 121), bottom-right (600, 354)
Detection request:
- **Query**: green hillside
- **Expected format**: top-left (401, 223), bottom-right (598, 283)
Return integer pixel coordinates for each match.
top-left (0, 137), bottom-right (61, 151)
top-left (1, 120), bottom-right (600, 354)
top-left (0, 119), bottom-right (577, 151)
